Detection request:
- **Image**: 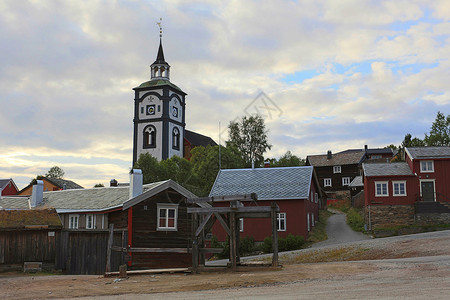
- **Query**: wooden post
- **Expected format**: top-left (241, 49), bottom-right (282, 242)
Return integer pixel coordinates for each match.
top-left (235, 215), bottom-right (240, 264)
top-left (106, 224), bottom-right (114, 273)
top-left (229, 211), bottom-right (237, 271)
top-left (271, 202), bottom-right (279, 267)
top-left (199, 219), bottom-right (205, 266)
top-left (192, 239), bottom-right (199, 273)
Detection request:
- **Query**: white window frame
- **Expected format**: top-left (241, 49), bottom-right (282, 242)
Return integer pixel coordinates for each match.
top-left (277, 213), bottom-right (286, 232)
top-left (333, 165), bottom-right (341, 173)
top-left (69, 214), bottom-right (79, 229)
top-left (371, 154), bottom-right (382, 159)
top-left (86, 214), bottom-right (95, 229)
top-left (392, 181), bottom-right (407, 196)
top-left (324, 178), bottom-right (332, 187)
top-left (311, 213), bottom-right (315, 227)
top-left (157, 204), bottom-right (178, 231)
top-left (342, 177), bottom-right (351, 186)
top-left (239, 218), bottom-right (244, 232)
top-left (315, 192), bottom-right (318, 203)
top-left (375, 181), bottom-right (389, 197)
top-left (307, 213), bottom-right (310, 232)
top-left (420, 160), bottom-right (434, 173)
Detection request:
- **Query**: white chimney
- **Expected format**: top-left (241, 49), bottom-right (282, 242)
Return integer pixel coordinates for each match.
top-left (130, 169), bottom-right (143, 199)
top-left (0, 187), bottom-right (2, 199)
top-left (31, 180), bottom-right (44, 208)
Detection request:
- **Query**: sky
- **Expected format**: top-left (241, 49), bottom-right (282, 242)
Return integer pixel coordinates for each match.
top-left (1, 0), bottom-right (449, 190)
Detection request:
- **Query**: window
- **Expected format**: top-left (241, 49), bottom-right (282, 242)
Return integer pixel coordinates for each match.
top-left (371, 154), bottom-right (382, 159)
top-left (239, 218), bottom-right (244, 232)
top-left (375, 181), bottom-right (388, 197)
top-left (342, 177), bottom-right (351, 186)
top-left (69, 214), bottom-right (79, 229)
top-left (315, 192), bottom-right (318, 203)
top-left (392, 181), bottom-right (406, 196)
top-left (157, 204), bottom-right (178, 230)
top-left (86, 214), bottom-right (95, 229)
top-left (420, 160), bottom-right (434, 173)
top-left (143, 125), bottom-right (156, 148)
top-left (312, 213), bottom-right (315, 227)
top-left (324, 178), bottom-right (332, 187)
top-left (333, 166), bottom-right (341, 173)
top-left (307, 213), bottom-right (310, 232)
top-left (172, 127), bottom-right (180, 150)
top-left (277, 213), bottom-right (286, 231)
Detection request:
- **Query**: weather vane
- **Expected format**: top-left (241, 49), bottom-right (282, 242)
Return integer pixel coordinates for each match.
top-left (156, 18), bottom-right (162, 38)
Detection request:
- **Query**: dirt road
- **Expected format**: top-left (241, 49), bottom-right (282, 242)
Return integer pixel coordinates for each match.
top-left (1, 230), bottom-right (449, 299)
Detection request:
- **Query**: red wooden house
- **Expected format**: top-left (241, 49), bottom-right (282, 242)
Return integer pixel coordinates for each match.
top-left (363, 146), bottom-right (450, 229)
top-left (209, 166), bottom-right (322, 242)
top-left (0, 179), bottom-right (19, 196)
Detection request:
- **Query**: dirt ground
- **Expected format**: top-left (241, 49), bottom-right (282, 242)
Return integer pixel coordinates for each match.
top-left (1, 230), bottom-right (450, 299)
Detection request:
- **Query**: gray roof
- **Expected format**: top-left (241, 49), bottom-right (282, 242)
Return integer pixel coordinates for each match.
top-left (38, 179), bottom-right (197, 213)
top-left (307, 151), bottom-right (365, 167)
top-left (363, 162), bottom-right (414, 177)
top-left (0, 178), bottom-right (16, 190)
top-left (349, 176), bottom-right (363, 187)
top-left (0, 196), bottom-right (30, 209)
top-left (406, 147), bottom-right (450, 160)
top-left (209, 166), bottom-right (314, 200)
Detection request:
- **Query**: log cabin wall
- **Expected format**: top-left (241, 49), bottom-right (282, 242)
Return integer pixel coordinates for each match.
top-left (129, 188), bottom-right (192, 269)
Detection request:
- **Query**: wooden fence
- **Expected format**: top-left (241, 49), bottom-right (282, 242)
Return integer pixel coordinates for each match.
top-left (0, 229), bottom-right (127, 275)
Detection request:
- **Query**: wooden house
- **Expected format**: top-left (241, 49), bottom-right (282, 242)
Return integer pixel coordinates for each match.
top-left (209, 166), bottom-right (322, 242)
top-left (0, 178), bottom-right (19, 196)
top-left (183, 129), bottom-right (217, 160)
top-left (18, 177), bottom-right (84, 196)
top-left (362, 146), bottom-right (450, 230)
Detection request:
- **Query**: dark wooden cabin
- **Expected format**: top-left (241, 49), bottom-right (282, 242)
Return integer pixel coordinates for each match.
top-left (122, 180), bottom-right (197, 269)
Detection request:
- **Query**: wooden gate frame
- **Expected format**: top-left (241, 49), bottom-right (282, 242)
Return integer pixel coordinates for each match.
top-left (187, 194), bottom-right (279, 272)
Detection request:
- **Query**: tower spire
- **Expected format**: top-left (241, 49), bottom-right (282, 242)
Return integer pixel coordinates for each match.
top-left (150, 18), bottom-right (170, 80)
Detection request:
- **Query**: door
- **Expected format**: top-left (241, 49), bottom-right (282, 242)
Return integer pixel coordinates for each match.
top-left (421, 181), bottom-right (435, 202)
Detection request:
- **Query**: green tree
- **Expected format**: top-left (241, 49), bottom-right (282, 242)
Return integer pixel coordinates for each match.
top-left (134, 153), bottom-right (163, 184)
top-left (268, 151), bottom-right (305, 167)
top-left (46, 166), bottom-right (65, 179)
top-left (227, 115), bottom-right (272, 168)
top-left (402, 133), bottom-right (425, 148)
top-left (94, 183), bottom-right (104, 188)
top-left (424, 111), bottom-right (450, 146)
top-left (191, 145), bottom-right (245, 196)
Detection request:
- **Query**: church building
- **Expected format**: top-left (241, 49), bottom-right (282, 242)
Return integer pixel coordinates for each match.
top-left (132, 30), bottom-right (216, 166)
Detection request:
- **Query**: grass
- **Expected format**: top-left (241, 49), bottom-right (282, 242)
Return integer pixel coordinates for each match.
top-left (328, 200), bottom-right (366, 233)
top-left (306, 209), bottom-right (333, 244)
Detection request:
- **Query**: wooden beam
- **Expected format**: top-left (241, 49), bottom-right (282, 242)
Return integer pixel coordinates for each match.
top-left (188, 206), bottom-right (274, 214)
top-left (105, 224), bottom-right (114, 273)
top-left (214, 212), bottom-right (230, 236)
top-left (236, 212), bottom-right (271, 218)
top-left (186, 193), bottom-right (257, 203)
top-left (128, 247), bottom-right (189, 253)
top-left (194, 212), bottom-right (213, 237)
top-left (199, 248), bottom-right (223, 254)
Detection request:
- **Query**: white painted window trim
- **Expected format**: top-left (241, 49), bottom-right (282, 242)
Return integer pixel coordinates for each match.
top-left (85, 214), bottom-right (96, 229)
top-left (324, 178), bottom-right (332, 187)
top-left (342, 177), bottom-right (351, 186)
top-left (315, 192), bottom-right (318, 203)
top-left (307, 213), bottom-right (310, 232)
top-left (311, 213), bottom-right (315, 227)
top-left (69, 214), bottom-right (79, 229)
top-left (333, 165), bottom-right (341, 174)
top-left (157, 203), bottom-right (179, 231)
top-left (375, 181), bottom-right (389, 197)
top-left (101, 214), bottom-right (105, 229)
top-left (419, 179), bottom-right (436, 201)
top-left (392, 181), bottom-right (407, 196)
top-left (420, 160), bottom-right (434, 173)
top-left (239, 218), bottom-right (244, 232)
top-left (277, 213), bottom-right (286, 232)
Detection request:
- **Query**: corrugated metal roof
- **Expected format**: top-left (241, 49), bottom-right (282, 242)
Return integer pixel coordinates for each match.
top-left (307, 151), bottom-right (365, 167)
top-left (209, 166), bottom-right (314, 200)
top-left (406, 146), bottom-right (450, 159)
top-left (363, 162), bottom-right (414, 177)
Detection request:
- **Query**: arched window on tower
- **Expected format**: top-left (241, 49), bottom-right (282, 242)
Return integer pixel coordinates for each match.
top-left (143, 125), bottom-right (156, 148)
top-left (172, 127), bottom-right (180, 150)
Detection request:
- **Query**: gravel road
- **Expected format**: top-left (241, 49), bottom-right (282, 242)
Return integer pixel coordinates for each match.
top-left (311, 209), bottom-right (371, 248)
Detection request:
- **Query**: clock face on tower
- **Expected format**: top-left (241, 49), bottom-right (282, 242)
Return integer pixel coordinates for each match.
top-left (146, 105), bottom-right (155, 115)
top-left (172, 106), bottom-right (178, 118)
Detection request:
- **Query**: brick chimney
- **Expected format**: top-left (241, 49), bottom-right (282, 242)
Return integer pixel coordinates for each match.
top-left (31, 180), bottom-right (44, 208)
top-left (129, 169), bottom-right (143, 199)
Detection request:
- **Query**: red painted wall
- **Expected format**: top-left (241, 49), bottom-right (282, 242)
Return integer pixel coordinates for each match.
top-left (414, 159), bottom-right (450, 202)
top-left (1, 180), bottom-right (18, 195)
top-left (364, 175), bottom-right (418, 206)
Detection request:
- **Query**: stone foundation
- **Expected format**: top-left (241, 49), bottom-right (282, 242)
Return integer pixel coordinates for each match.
top-left (365, 205), bottom-right (415, 229)
top-left (416, 213), bottom-right (450, 225)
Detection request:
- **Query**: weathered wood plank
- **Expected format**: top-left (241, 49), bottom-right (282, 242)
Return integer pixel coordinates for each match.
top-left (128, 247), bottom-right (189, 253)
top-left (186, 193), bottom-right (257, 203)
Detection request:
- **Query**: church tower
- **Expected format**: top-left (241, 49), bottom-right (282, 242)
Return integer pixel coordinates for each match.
top-left (132, 25), bottom-right (186, 166)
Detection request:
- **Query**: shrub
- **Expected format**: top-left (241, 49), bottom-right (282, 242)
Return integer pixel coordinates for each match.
top-left (261, 234), bottom-right (305, 253)
top-left (346, 208), bottom-right (365, 232)
top-left (239, 236), bottom-right (256, 256)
